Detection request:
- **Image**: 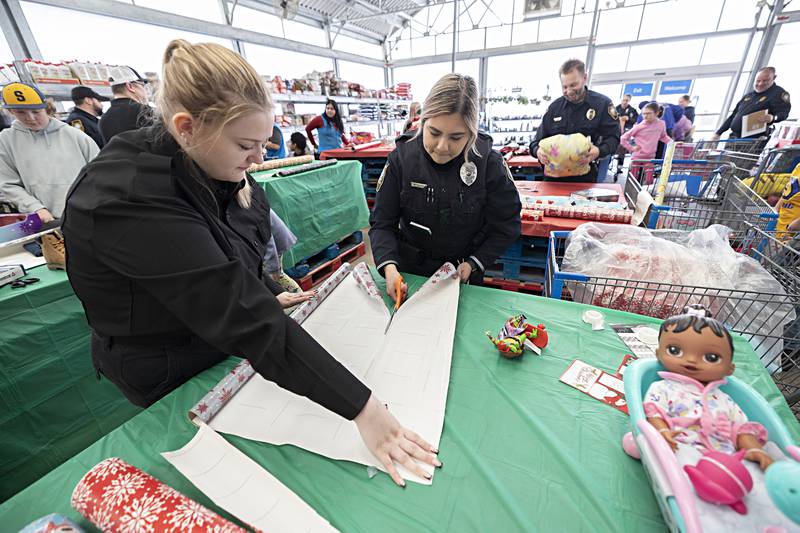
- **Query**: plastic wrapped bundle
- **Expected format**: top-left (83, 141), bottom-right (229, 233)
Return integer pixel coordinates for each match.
top-left (539, 133), bottom-right (592, 177)
top-left (562, 223), bottom-right (795, 366)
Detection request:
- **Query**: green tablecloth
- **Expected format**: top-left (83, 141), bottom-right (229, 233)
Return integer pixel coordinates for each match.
top-left (252, 160), bottom-right (370, 269)
top-left (0, 266), bottom-right (140, 502)
top-left (1, 278), bottom-right (797, 531)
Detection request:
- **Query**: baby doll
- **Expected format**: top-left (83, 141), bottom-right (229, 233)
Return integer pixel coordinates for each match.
top-left (644, 305), bottom-right (773, 470)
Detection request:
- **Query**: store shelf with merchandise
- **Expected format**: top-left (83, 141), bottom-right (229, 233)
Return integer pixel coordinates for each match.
top-left (485, 90), bottom-right (551, 149)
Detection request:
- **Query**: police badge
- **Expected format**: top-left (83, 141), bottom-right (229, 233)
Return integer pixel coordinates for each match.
top-left (586, 108), bottom-right (596, 120)
top-left (460, 161), bottom-right (477, 186)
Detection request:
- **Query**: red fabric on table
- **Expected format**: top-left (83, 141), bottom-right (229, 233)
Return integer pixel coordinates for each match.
top-left (320, 145), bottom-right (395, 159)
top-left (516, 181), bottom-right (625, 237)
top-left (506, 155), bottom-right (542, 168)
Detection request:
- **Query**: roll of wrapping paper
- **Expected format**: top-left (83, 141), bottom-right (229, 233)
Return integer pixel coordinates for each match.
top-left (350, 140), bottom-right (383, 152)
top-left (71, 458), bottom-right (248, 532)
top-left (188, 262), bottom-right (355, 426)
top-left (248, 154), bottom-right (314, 173)
top-left (653, 140), bottom-right (676, 206)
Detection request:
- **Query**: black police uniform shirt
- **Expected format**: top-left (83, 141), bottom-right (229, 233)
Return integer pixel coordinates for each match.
top-left (67, 107), bottom-right (104, 148)
top-left (98, 97), bottom-right (154, 145)
top-left (62, 125), bottom-right (370, 415)
top-left (616, 104), bottom-right (638, 131)
top-left (369, 131), bottom-right (521, 277)
top-left (717, 84), bottom-right (791, 138)
top-left (529, 88), bottom-right (621, 181)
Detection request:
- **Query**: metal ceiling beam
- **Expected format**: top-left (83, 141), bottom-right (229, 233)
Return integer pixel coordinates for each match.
top-left (390, 37), bottom-right (587, 67)
top-left (24, 0), bottom-right (385, 66)
top-left (744, 0), bottom-right (784, 90)
top-left (0, 0), bottom-right (42, 59)
top-left (594, 26), bottom-right (762, 50)
top-left (235, 0), bottom-right (385, 44)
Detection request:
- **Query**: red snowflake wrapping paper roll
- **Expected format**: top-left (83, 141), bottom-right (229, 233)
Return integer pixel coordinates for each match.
top-left (71, 457), bottom-right (250, 533)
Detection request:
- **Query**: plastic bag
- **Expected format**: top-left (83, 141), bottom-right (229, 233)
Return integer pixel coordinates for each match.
top-left (562, 223), bottom-right (795, 368)
top-left (539, 133), bottom-right (592, 177)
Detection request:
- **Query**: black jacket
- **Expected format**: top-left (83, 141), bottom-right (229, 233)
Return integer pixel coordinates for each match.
top-left (369, 131), bottom-right (521, 276)
top-left (616, 104), bottom-right (638, 131)
top-left (62, 125), bottom-right (370, 418)
top-left (717, 84), bottom-right (791, 138)
top-left (530, 89), bottom-right (620, 181)
top-left (99, 98), bottom-right (154, 144)
top-left (66, 107), bottom-right (104, 148)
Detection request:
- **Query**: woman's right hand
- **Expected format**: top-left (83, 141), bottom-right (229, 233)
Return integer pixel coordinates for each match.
top-left (354, 394), bottom-right (441, 486)
top-left (384, 264), bottom-right (408, 304)
top-left (35, 208), bottom-right (55, 223)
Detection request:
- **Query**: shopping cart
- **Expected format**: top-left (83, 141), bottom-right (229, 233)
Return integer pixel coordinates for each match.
top-left (625, 159), bottom-right (778, 233)
top-left (742, 145), bottom-right (800, 201)
top-left (545, 224), bottom-right (800, 417)
top-left (678, 138), bottom-right (767, 178)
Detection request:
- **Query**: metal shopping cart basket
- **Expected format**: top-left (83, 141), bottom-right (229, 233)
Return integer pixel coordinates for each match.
top-left (624, 159), bottom-right (778, 233)
top-left (545, 224), bottom-right (800, 417)
top-left (678, 138), bottom-right (767, 179)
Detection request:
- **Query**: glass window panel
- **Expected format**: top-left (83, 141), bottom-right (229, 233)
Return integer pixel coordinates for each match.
top-left (700, 33), bottom-right (748, 65)
top-left (487, 46), bottom-right (587, 102)
top-left (571, 12), bottom-right (594, 38)
top-left (592, 83), bottom-right (624, 103)
top-left (436, 34), bottom-right (453, 56)
top-left (627, 39), bottom-right (704, 71)
top-left (281, 19), bottom-right (327, 48)
top-left (458, 28), bottom-right (485, 52)
top-left (538, 13), bottom-right (573, 42)
top-left (691, 76), bottom-right (732, 115)
top-left (486, 24), bottom-right (512, 49)
top-left (745, 32), bottom-right (763, 69)
top-left (511, 20), bottom-right (539, 46)
top-left (768, 22), bottom-right (800, 115)
top-left (21, 1), bottom-right (231, 75)
top-left (593, 47), bottom-right (630, 74)
top-left (411, 35), bottom-right (437, 57)
top-left (333, 35), bottom-right (383, 61)
top-left (390, 36), bottom-right (412, 61)
top-left (639, 0), bottom-right (723, 39)
top-left (596, 5), bottom-right (643, 45)
top-left (394, 59), bottom-right (478, 104)
top-left (243, 43), bottom-right (332, 79)
top-left (135, 0), bottom-right (223, 23)
top-left (230, 5), bottom-right (283, 37)
top-left (338, 61), bottom-right (385, 90)
top-left (0, 29), bottom-right (15, 64)
top-left (717, 0), bottom-right (761, 31)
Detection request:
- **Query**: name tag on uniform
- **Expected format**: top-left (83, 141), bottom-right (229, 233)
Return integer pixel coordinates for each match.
top-left (410, 181), bottom-right (427, 189)
top-left (553, 117), bottom-right (562, 122)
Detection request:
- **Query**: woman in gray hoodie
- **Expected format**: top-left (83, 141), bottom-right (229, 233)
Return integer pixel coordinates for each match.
top-left (0, 82), bottom-right (99, 222)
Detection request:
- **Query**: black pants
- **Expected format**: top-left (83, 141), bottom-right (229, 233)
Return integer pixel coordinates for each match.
top-left (397, 239), bottom-right (484, 285)
top-left (91, 331), bottom-right (227, 408)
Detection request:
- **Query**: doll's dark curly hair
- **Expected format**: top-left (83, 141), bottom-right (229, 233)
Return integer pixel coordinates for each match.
top-left (658, 305), bottom-right (734, 357)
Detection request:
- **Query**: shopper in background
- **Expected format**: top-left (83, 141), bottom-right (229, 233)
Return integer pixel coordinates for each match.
top-left (530, 58), bottom-right (620, 182)
top-left (671, 105), bottom-right (693, 142)
top-left (63, 40), bottom-right (439, 487)
top-left (712, 66), bottom-right (791, 141)
top-left (67, 85), bottom-right (108, 149)
top-left (305, 99), bottom-right (349, 154)
top-left (264, 119), bottom-right (285, 158)
top-left (0, 82), bottom-right (98, 223)
top-left (614, 93), bottom-right (638, 179)
top-left (403, 101), bottom-right (421, 133)
top-left (99, 66), bottom-right (154, 144)
top-left (370, 73), bottom-right (521, 293)
top-left (620, 102), bottom-right (671, 184)
top-left (288, 131), bottom-right (313, 157)
top-left (678, 94), bottom-right (695, 123)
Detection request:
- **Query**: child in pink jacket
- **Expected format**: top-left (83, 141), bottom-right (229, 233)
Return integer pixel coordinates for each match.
top-left (621, 102), bottom-right (672, 184)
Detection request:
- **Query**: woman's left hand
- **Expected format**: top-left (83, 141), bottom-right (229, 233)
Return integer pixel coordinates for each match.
top-left (457, 262), bottom-right (472, 283)
top-left (276, 290), bottom-right (316, 308)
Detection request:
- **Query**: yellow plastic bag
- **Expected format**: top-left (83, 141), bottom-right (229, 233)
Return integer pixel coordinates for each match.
top-left (539, 133), bottom-right (592, 177)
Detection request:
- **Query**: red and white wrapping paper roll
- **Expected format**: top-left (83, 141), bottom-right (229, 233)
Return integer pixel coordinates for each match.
top-left (71, 458), bottom-right (249, 533)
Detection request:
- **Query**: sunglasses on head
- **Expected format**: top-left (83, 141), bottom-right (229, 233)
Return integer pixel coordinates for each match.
top-left (10, 277), bottom-right (39, 289)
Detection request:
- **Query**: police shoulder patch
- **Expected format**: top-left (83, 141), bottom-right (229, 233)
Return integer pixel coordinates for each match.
top-left (783, 91), bottom-right (791, 103)
top-left (70, 120), bottom-right (84, 132)
top-left (377, 162), bottom-right (388, 192)
top-left (608, 104), bottom-right (618, 120)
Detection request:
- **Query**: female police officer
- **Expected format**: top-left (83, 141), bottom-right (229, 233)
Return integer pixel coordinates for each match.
top-left (369, 73), bottom-right (521, 301)
top-left (62, 40), bottom-right (439, 486)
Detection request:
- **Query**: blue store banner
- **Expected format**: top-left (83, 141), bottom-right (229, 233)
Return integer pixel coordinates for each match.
top-left (622, 83), bottom-right (654, 97)
top-left (659, 79), bottom-right (693, 95)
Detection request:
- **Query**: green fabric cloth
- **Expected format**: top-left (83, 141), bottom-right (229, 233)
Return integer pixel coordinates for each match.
top-left (252, 160), bottom-right (369, 269)
top-left (0, 266), bottom-right (141, 502)
top-left (0, 277), bottom-right (797, 530)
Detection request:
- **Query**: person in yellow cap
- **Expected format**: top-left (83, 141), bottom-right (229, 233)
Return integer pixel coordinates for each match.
top-left (0, 81), bottom-right (98, 225)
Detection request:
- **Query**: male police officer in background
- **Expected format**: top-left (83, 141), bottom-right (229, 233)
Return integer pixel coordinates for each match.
top-left (530, 59), bottom-right (620, 183)
top-left (67, 86), bottom-right (108, 149)
top-left (712, 66), bottom-right (791, 141)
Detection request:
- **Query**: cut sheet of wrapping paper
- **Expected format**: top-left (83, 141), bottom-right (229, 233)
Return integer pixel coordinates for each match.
top-left (207, 263), bottom-right (460, 484)
top-left (71, 457), bottom-right (246, 532)
top-left (539, 133), bottom-right (592, 177)
top-left (188, 263), bottom-right (354, 426)
top-left (163, 424), bottom-right (337, 533)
